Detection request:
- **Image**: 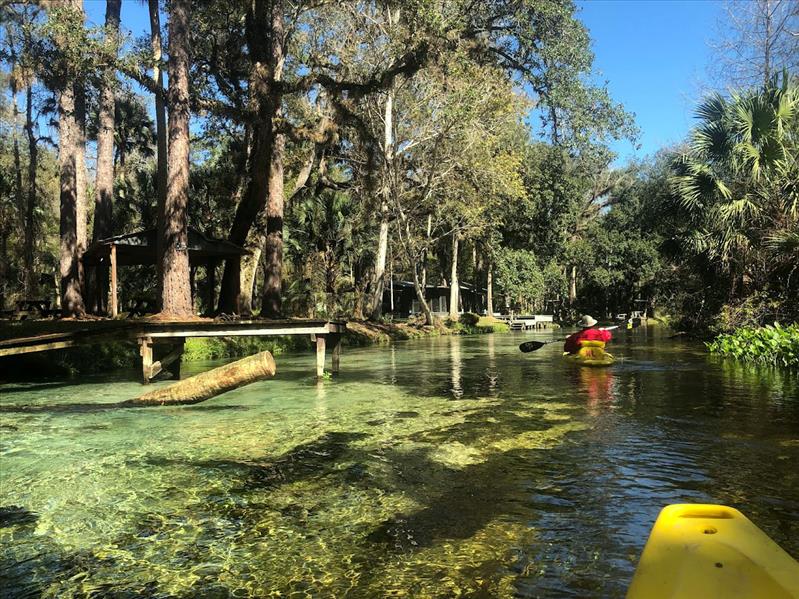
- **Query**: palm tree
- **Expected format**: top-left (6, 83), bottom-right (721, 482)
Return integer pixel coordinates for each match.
top-left (670, 73), bottom-right (798, 295)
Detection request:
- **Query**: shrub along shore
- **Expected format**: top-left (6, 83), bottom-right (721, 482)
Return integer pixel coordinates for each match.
top-left (707, 323), bottom-right (799, 368)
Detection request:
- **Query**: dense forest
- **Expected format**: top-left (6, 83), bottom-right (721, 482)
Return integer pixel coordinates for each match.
top-left (0, 0), bottom-right (797, 334)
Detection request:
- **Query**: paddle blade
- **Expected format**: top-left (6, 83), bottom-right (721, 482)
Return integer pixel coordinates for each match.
top-left (519, 340), bottom-right (547, 353)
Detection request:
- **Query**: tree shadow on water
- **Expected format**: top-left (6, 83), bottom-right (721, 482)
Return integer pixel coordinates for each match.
top-left (140, 431), bottom-right (371, 493)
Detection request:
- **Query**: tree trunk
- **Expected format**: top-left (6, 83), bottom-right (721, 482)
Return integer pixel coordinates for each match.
top-left (449, 234), bottom-right (459, 319)
top-left (158, 0), bottom-right (192, 317)
top-left (392, 187), bottom-right (432, 325)
top-left (352, 265), bottom-right (371, 320)
top-left (370, 201), bottom-right (390, 320)
top-left (763, 0), bottom-right (771, 86)
top-left (0, 227), bottom-right (7, 309)
top-left (369, 89), bottom-right (394, 320)
top-left (411, 262), bottom-right (434, 325)
top-left (12, 83), bottom-right (24, 231)
top-left (217, 124), bottom-right (270, 314)
top-left (569, 265), bottom-right (577, 305)
top-left (237, 140), bottom-right (316, 316)
top-left (234, 134), bottom-right (322, 319)
top-left (260, 0), bottom-right (286, 318)
top-left (215, 0), bottom-right (285, 317)
top-left (130, 350), bottom-right (276, 406)
top-left (150, 0), bottom-right (168, 302)
top-left (24, 85), bottom-right (38, 295)
top-left (91, 0), bottom-right (121, 314)
top-left (59, 77), bottom-right (85, 317)
top-left (261, 112), bottom-right (285, 317)
top-left (239, 247), bottom-right (260, 316)
top-left (214, 128), bottom-right (250, 314)
top-left (486, 261), bottom-right (493, 316)
top-left (74, 74), bottom-right (87, 298)
top-left (8, 77), bottom-right (22, 307)
top-left (421, 212), bottom-right (431, 288)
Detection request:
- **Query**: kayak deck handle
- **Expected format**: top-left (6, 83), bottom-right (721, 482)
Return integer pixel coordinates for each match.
top-left (673, 505), bottom-right (736, 519)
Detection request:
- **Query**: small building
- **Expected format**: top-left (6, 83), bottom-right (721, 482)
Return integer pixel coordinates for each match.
top-left (82, 227), bottom-right (247, 316)
top-left (382, 281), bottom-right (486, 318)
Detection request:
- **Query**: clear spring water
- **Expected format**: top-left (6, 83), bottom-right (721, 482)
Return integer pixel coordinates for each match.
top-left (1, 328), bottom-right (798, 598)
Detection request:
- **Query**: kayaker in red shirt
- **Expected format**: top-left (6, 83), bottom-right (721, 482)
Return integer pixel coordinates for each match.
top-left (563, 315), bottom-right (612, 354)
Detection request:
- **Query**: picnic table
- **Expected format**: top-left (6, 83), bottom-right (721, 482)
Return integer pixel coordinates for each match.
top-left (13, 299), bottom-right (55, 320)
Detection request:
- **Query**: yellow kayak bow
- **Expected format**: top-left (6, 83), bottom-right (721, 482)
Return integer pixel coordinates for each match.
top-left (627, 504), bottom-right (799, 599)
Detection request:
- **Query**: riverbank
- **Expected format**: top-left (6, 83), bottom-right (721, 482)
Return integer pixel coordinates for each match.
top-left (0, 316), bottom-right (512, 380)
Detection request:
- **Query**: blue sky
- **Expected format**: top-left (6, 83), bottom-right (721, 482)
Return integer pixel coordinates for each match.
top-left (82, 0), bottom-right (725, 165)
top-left (578, 0), bottom-right (724, 162)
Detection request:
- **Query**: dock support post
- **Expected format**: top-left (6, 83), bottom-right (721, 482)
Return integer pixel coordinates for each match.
top-left (139, 336), bottom-right (154, 383)
top-left (139, 337), bottom-right (185, 384)
top-left (171, 338), bottom-right (185, 380)
top-left (109, 245), bottom-right (118, 317)
top-left (316, 334), bottom-right (326, 378)
top-left (330, 333), bottom-right (341, 375)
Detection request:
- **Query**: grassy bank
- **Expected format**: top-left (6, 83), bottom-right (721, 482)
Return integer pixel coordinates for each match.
top-left (0, 316), bottom-right (511, 380)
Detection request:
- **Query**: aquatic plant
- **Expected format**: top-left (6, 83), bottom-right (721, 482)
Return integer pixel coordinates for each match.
top-left (707, 322), bottom-right (799, 367)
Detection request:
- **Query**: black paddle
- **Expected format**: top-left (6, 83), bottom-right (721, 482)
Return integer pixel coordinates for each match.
top-left (519, 326), bottom-right (619, 353)
top-left (518, 338), bottom-right (566, 353)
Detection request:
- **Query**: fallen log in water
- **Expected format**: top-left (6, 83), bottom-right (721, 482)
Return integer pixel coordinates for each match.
top-left (125, 351), bottom-right (276, 406)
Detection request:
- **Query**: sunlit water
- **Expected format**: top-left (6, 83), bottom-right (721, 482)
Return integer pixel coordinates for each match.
top-left (1, 328), bottom-right (798, 598)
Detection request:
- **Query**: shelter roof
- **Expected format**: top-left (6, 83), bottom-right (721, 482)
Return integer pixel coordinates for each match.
top-left (83, 227), bottom-right (247, 266)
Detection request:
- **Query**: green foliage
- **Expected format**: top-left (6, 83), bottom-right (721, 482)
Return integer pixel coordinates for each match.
top-left (708, 323), bottom-right (799, 368)
top-left (458, 312), bottom-right (480, 326)
top-left (475, 317), bottom-right (510, 334)
top-left (710, 291), bottom-right (786, 333)
top-left (182, 336), bottom-right (312, 362)
top-left (495, 248), bottom-right (544, 311)
top-left (670, 75), bottom-right (798, 271)
top-left (444, 315), bottom-right (509, 335)
top-left (663, 75), bottom-right (799, 329)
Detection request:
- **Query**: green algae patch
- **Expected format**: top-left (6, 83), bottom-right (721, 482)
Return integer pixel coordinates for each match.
top-left (489, 421), bottom-right (590, 452)
top-left (360, 518), bottom-right (536, 598)
top-left (429, 442), bottom-right (486, 468)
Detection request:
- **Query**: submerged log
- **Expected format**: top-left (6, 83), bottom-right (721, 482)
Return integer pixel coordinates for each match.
top-left (127, 351), bottom-right (276, 406)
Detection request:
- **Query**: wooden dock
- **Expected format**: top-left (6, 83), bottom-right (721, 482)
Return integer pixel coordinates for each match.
top-left (495, 314), bottom-right (554, 331)
top-left (0, 319), bottom-right (346, 383)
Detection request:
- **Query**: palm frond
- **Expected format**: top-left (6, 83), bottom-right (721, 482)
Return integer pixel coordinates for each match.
top-left (766, 229), bottom-right (799, 255)
top-left (694, 93), bottom-right (727, 124)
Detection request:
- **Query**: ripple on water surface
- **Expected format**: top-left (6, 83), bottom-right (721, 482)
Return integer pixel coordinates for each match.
top-left (1, 332), bottom-right (798, 598)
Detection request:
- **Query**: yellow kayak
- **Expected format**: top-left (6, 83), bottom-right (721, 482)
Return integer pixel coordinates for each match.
top-left (627, 504), bottom-right (799, 599)
top-left (563, 340), bottom-right (614, 367)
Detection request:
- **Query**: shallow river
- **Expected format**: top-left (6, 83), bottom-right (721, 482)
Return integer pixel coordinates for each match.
top-left (1, 328), bottom-right (798, 598)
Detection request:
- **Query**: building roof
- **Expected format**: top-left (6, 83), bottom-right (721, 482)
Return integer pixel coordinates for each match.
top-left (83, 227), bottom-right (247, 266)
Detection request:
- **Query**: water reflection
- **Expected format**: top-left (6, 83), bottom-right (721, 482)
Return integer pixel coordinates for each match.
top-left (486, 333), bottom-right (498, 395)
top-left (450, 336), bottom-right (463, 398)
top-left (575, 366), bottom-right (616, 410)
top-left (389, 344), bottom-right (397, 386)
